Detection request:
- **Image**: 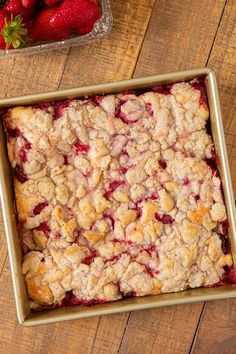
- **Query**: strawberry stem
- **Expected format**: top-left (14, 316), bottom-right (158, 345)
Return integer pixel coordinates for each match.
top-left (0, 15), bottom-right (28, 49)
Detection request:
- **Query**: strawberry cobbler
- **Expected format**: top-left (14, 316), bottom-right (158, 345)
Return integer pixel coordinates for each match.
top-left (4, 79), bottom-right (235, 309)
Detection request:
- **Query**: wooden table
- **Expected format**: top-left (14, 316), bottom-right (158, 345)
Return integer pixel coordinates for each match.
top-left (0, 1), bottom-right (235, 353)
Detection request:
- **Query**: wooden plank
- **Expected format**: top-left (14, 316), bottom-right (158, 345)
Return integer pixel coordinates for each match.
top-left (190, 1), bottom-right (236, 352)
top-left (59, 0), bottom-right (156, 88)
top-left (207, 0), bottom-right (236, 194)
top-left (0, 259), bottom-right (99, 354)
top-left (191, 299), bottom-right (236, 354)
top-left (118, 304), bottom-right (204, 354)
top-left (91, 313), bottom-right (130, 354)
top-left (133, 0), bottom-right (226, 77)
top-left (0, 49), bottom-right (70, 97)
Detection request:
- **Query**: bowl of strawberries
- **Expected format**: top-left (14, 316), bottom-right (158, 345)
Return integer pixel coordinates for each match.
top-left (0, 0), bottom-right (113, 56)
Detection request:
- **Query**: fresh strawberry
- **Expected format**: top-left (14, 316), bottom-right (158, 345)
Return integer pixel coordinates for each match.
top-left (0, 9), bottom-right (9, 28)
top-left (29, 6), bottom-right (71, 41)
top-left (50, 0), bottom-right (100, 35)
top-left (78, 22), bottom-right (96, 35)
top-left (21, 0), bottom-right (36, 8)
top-left (23, 16), bottom-right (33, 31)
top-left (4, 0), bottom-right (33, 17)
top-left (0, 35), bottom-right (6, 49)
top-left (44, 0), bottom-right (62, 6)
top-left (0, 9), bottom-right (28, 49)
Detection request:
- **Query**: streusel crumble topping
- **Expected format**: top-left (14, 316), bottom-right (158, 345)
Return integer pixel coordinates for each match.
top-left (4, 79), bottom-right (234, 308)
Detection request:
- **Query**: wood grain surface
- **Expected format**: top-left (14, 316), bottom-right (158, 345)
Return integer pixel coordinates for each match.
top-left (0, 1), bottom-right (235, 353)
top-left (191, 1), bottom-right (236, 352)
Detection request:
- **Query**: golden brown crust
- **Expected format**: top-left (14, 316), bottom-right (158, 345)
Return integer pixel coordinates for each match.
top-left (26, 277), bottom-right (54, 305)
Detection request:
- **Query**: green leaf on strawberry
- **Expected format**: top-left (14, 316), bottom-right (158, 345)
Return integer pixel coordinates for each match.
top-left (0, 11), bottom-right (29, 49)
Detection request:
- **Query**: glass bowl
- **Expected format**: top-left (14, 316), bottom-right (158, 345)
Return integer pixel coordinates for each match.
top-left (0, 0), bottom-right (113, 58)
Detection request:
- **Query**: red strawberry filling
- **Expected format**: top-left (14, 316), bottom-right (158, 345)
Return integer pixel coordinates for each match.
top-left (54, 232), bottom-right (61, 240)
top-left (123, 90), bottom-right (136, 95)
top-left (73, 140), bottom-right (90, 155)
top-left (33, 201), bottom-right (48, 215)
top-left (82, 249), bottom-right (98, 265)
top-left (18, 149), bottom-right (28, 163)
top-left (54, 101), bottom-right (70, 119)
top-left (115, 100), bottom-right (128, 122)
top-left (183, 178), bottom-right (190, 186)
top-left (34, 102), bottom-right (52, 112)
top-left (220, 219), bottom-right (229, 236)
top-left (63, 154), bottom-right (69, 165)
top-left (150, 193), bottom-right (158, 200)
top-left (220, 234), bottom-right (231, 255)
top-left (35, 222), bottom-right (51, 237)
top-left (145, 102), bottom-right (153, 116)
top-left (120, 167), bottom-right (128, 174)
top-left (220, 266), bottom-right (236, 285)
top-left (205, 158), bottom-right (218, 173)
top-left (191, 79), bottom-right (207, 107)
top-left (5, 125), bottom-right (32, 165)
top-left (58, 292), bottom-right (79, 307)
top-left (155, 213), bottom-right (174, 224)
top-left (104, 180), bottom-right (125, 200)
top-left (58, 291), bottom-right (106, 308)
top-left (218, 219), bottom-right (231, 255)
top-left (106, 253), bottom-right (124, 263)
top-left (158, 159), bottom-right (167, 169)
top-left (205, 145), bottom-right (219, 173)
top-left (116, 281), bottom-right (136, 298)
top-left (153, 84), bottom-right (173, 95)
top-left (104, 212), bottom-right (115, 229)
top-left (6, 127), bottom-right (21, 138)
top-left (131, 205), bottom-right (142, 218)
top-left (14, 164), bottom-right (28, 183)
top-left (143, 264), bottom-right (157, 278)
top-left (91, 95), bottom-right (104, 106)
top-left (18, 137), bottom-right (31, 163)
top-left (145, 244), bottom-right (157, 256)
top-left (24, 140), bottom-right (31, 149)
top-left (113, 238), bottom-right (132, 245)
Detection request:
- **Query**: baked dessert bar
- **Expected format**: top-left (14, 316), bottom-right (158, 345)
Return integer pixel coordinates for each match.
top-left (4, 79), bottom-right (235, 308)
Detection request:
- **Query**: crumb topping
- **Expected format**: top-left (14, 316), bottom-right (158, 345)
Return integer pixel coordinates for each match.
top-left (4, 79), bottom-right (234, 307)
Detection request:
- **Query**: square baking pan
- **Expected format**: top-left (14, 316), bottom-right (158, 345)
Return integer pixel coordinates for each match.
top-left (0, 68), bottom-right (236, 326)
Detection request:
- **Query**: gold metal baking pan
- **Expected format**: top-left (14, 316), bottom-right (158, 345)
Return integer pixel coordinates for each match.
top-left (0, 68), bottom-right (235, 326)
